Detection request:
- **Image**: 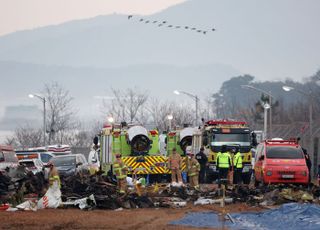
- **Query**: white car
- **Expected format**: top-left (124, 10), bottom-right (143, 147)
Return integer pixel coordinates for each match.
top-left (19, 159), bottom-right (44, 175)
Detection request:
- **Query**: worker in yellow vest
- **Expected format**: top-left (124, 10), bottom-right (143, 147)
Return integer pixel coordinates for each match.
top-left (187, 151), bottom-right (200, 190)
top-left (233, 147), bottom-right (243, 185)
top-left (47, 162), bottom-right (61, 188)
top-left (113, 153), bottom-right (128, 194)
top-left (217, 145), bottom-right (232, 188)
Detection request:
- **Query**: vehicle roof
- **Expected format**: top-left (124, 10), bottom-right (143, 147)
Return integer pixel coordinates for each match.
top-left (0, 145), bottom-right (14, 151)
top-left (264, 139), bottom-right (299, 147)
top-left (51, 154), bottom-right (83, 158)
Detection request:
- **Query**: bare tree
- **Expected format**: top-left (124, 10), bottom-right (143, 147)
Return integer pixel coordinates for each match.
top-left (43, 82), bottom-right (76, 144)
top-left (103, 87), bottom-right (149, 123)
top-left (7, 125), bottom-right (43, 148)
top-left (148, 99), bottom-right (195, 132)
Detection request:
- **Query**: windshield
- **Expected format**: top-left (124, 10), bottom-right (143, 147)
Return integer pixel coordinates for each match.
top-left (212, 134), bottom-right (250, 144)
top-left (51, 156), bottom-right (76, 167)
top-left (266, 146), bottom-right (304, 159)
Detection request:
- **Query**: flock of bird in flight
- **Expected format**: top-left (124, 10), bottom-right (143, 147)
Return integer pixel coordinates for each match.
top-left (127, 15), bottom-right (216, 35)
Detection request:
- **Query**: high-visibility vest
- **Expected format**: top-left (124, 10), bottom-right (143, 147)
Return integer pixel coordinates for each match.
top-left (218, 152), bottom-right (230, 168)
top-left (113, 161), bottom-right (127, 179)
top-left (49, 175), bottom-right (61, 188)
top-left (233, 152), bottom-right (243, 168)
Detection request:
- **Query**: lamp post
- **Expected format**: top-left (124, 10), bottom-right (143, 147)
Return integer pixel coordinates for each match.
top-left (241, 85), bottom-right (274, 138)
top-left (167, 114), bottom-right (173, 131)
top-left (282, 85), bottom-right (314, 175)
top-left (29, 94), bottom-right (46, 146)
top-left (174, 90), bottom-right (199, 126)
top-left (263, 103), bottom-right (270, 140)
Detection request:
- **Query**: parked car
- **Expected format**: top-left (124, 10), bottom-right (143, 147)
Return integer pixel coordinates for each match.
top-left (254, 139), bottom-right (308, 185)
top-left (16, 149), bottom-right (55, 166)
top-left (19, 158), bottom-right (44, 175)
top-left (50, 154), bottom-right (89, 177)
top-left (0, 145), bottom-right (19, 172)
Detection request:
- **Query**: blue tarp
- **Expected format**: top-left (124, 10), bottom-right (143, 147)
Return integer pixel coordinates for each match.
top-left (170, 203), bottom-right (320, 230)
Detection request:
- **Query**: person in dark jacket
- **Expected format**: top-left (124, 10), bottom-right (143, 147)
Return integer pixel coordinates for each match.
top-left (297, 137), bottom-right (312, 183)
top-left (196, 146), bottom-right (208, 183)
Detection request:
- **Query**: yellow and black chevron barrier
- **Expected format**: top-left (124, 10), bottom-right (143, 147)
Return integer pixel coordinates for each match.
top-left (122, 156), bottom-right (186, 175)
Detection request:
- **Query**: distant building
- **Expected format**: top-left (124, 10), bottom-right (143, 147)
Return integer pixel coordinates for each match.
top-left (0, 105), bottom-right (41, 130)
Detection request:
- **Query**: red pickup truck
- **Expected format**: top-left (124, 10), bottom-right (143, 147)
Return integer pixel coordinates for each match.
top-left (254, 139), bottom-right (308, 185)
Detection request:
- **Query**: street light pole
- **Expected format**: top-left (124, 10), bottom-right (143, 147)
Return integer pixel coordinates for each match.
top-left (241, 85), bottom-right (275, 138)
top-left (282, 85), bottom-right (314, 176)
top-left (29, 94), bottom-right (46, 146)
top-left (263, 103), bottom-right (270, 140)
top-left (174, 90), bottom-right (199, 126)
top-left (167, 114), bottom-right (173, 131)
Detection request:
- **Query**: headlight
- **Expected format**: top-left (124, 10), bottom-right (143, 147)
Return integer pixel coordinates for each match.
top-left (266, 171), bottom-right (272, 176)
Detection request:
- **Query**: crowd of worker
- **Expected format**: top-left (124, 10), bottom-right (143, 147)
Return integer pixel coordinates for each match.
top-left (109, 145), bottom-right (249, 194)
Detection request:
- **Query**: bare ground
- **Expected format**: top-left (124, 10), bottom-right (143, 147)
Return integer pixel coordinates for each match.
top-left (0, 204), bottom-right (263, 230)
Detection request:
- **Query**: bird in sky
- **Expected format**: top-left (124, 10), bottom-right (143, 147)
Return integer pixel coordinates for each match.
top-left (191, 28), bottom-right (196, 30)
top-left (140, 18), bottom-right (144, 22)
top-left (168, 25), bottom-right (173, 27)
top-left (175, 26), bottom-right (181, 28)
top-left (158, 24), bottom-right (163, 27)
top-left (203, 31), bottom-right (207, 34)
top-left (185, 26), bottom-right (189, 29)
top-left (128, 15), bottom-right (133, 20)
top-left (145, 20), bottom-right (150, 23)
top-left (153, 21), bottom-right (158, 23)
top-left (212, 28), bottom-right (216, 31)
top-left (162, 21), bottom-right (167, 24)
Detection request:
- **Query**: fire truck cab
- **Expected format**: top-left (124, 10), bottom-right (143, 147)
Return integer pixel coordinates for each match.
top-left (198, 120), bottom-right (256, 184)
top-left (254, 139), bottom-right (309, 185)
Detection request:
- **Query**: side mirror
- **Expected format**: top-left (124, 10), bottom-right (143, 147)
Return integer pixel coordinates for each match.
top-left (0, 153), bottom-right (4, 162)
top-left (259, 155), bottom-right (265, 161)
top-left (76, 162), bottom-right (83, 167)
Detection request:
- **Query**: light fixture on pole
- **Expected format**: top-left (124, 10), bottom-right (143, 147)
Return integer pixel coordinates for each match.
top-left (174, 90), bottom-right (199, 126)
top-left (263, 103), bottom-right (270, 140)
top-left (241, 85), bottom-right (274, 138)
top-left (282, 85), bottom-right (314, 176)
top-left (167, 114), bottom-right (173, 131)
top-left (107, 116), bottom-right (114, 124)
top-left (29, 93), bottom-right (46, 146)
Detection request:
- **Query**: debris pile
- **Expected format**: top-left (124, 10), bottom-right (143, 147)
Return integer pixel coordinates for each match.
top-left (2, 168), bottom-right (320, 211)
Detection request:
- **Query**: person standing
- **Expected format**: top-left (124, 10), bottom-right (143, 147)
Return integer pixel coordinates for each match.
top-left (217, 145), bottom-right (232, 187)
top-left (47, 162), bottom-right (60, 188)
top-left (233, 147), bottom-right (243, 185)
top-left (168, 148), bottom-right (183, 184)
top-left (113, 153), bottom-right (128, 194)
top-left (196, 146), bottom-right (208, 183)
top-left (187, 151), bottom-right (200, 190)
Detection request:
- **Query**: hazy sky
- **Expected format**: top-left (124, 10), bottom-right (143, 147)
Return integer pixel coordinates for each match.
top-left (0, 0), bottom-right (185, 36)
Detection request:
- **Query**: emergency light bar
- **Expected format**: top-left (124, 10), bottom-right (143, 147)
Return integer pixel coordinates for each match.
top-left (265, 139), bottom-right (298, 144)
top-left (206, 120), bottom-right (247, 126)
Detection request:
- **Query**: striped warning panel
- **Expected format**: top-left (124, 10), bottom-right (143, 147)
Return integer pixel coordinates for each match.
top-left (121, 156), bottom-right (187, 175)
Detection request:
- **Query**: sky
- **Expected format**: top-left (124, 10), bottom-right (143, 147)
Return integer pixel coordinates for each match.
top-left (0, 0), bottom-right (186, 36)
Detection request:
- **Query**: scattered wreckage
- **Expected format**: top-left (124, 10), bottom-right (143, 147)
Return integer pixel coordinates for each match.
top-left (1, 166), bottom-right (320, 211)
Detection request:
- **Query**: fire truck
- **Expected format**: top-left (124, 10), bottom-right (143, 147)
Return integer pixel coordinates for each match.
top-left (98, 123), bottom-right (197, 182)
top-left (99, 123), bottom-right (171, 180)
top-left (193, 120), bottom-right (257, 184)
